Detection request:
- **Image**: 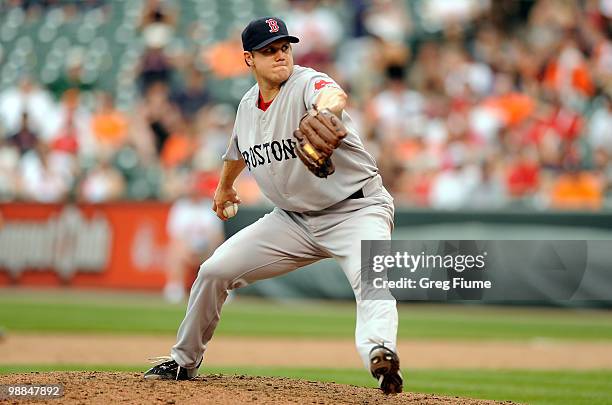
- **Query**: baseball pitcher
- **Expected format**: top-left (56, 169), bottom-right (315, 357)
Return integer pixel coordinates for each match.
top-left (145, 16), bottom-right (402, 394)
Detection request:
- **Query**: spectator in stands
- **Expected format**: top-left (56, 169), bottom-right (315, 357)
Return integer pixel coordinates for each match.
top-left (160, 117), bottom-right (194, 169)
top-left (542, 35), bottom-right (595, 102)
top-left (48, 48), bottom-right (95, 101)
top-left (430, 164), bottom-right (476, 210)
top-left (284, 0), bottom-right (343, 72)
top-left (470, 159), bottom-right (508, 209)
top-left (361, 0), bottom-right (412, 43)
top-left (19, 145), bottom-right (73, 203)
top-left (192, 103), bottom-right (234, 171)
top-left (48, 107), bottom-right (81, 195)
top-left (550, 166), bottom-right (603, 211)
top-left (7, 112), bottom-right (39, 155)
top-left (0, 75), bottom-right (56, 141)
top-left (420, 0), bottom-right (490, 30)
top-left (591, 28), bottom-right (612, 85)
top-left (203, 29), bottom-right (249, 79)
top-left (408, 41), bottom-right (444, 95)
top-left (483, 73), bottom-right (535, 131)
top-left (79, 156), bottom-right (126, 203)
top-left (138, 28), bottom-right (175, 93)
top-left (131, 81), bottom-right (181, 159)
top-left (139, 0), bottom-right (177, 31)
top-left (90, 92), bottom-right (129, 153)
top-left (164, 173), bottom-right (224, 303)
top-left (50, 111), bottom-right (79, 156)
top-left (171, 68), bottom-right (210, 120)
top-left (51, 89), bottom-right (95, 158)
top-left (506, 147), bottom-right (541, 199)
top-left (367, 64), bottom-right (425, 141)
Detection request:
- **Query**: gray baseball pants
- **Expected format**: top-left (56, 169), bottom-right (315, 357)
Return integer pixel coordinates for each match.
top-left (170, 175), bottom-right (398, 371)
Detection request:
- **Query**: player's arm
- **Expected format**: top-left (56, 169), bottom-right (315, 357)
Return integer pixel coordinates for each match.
top-left (212, 159), bottom-right (245, 220)
top-left (315, 86), bottom-right (347, 117)
top-left (295, 84), bottom-right (349, 178)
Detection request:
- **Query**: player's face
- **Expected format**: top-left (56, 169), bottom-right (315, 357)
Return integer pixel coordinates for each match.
top-left (250, 39), bottom-right (294, 85)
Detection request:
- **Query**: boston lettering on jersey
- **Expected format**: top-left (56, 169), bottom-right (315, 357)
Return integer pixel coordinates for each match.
top-left (241, 138), bottom-right (298, 170)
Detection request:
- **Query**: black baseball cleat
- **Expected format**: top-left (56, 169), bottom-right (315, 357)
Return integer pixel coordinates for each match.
top-left (144, 357), bottom-right (200, 380)
top-left (369, 345), bottom-right (403, 394)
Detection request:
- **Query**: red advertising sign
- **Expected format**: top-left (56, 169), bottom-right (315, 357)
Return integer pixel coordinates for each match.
top-left (0, 203), bottom-right (171, 290)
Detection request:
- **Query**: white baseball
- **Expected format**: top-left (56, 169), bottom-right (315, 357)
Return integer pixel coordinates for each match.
top-left (222, 202), bottom-right (238, 219)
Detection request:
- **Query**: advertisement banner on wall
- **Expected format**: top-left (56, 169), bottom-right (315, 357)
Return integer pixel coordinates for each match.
top-left (0, 203), bottom-right (171, 290)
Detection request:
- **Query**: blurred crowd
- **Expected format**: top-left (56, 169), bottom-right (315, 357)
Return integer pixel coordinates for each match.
top-left (0, 0), bottom-right (611, 212)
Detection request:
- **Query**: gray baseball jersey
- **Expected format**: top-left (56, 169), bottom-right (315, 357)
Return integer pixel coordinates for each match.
top-left (167, 65), bottom-right (398, 378)
top-left (223, 65), bottom-right (378, 212)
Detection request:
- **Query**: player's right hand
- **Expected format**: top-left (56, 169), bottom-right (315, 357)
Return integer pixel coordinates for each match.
top-left (212, 186), bottom-right (241, 221)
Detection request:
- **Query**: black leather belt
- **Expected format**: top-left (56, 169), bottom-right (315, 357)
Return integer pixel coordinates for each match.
top-left (348, 188), bottom-right (364, 199)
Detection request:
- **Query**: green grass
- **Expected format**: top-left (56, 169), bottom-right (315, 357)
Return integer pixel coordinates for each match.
top-left (1, 365), bottom-right (611, 405)
top-left (2, 291), bottom-right (610, 404)
top-left (0, 290), bottom-right (611, 340)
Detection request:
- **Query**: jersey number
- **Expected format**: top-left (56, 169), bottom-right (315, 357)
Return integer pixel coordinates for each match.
top-left (266, 19), bottom-right (280, 33)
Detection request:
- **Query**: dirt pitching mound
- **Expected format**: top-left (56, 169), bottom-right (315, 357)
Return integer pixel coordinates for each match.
top-left (0, 372), bottom-right (515, 405)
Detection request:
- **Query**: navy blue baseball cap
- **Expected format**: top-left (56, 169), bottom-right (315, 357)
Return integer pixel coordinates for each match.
top-left (241, 17), bottom-right (299, 52)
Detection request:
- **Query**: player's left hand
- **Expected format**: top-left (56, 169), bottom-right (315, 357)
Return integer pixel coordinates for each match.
top-left (293, 106), bottom-right (348, 178)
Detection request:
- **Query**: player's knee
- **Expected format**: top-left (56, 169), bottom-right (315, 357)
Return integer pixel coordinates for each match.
top-left (195, 260), bottom-right (229, 284)
top-left (196, 260), bottom-right (251, 291)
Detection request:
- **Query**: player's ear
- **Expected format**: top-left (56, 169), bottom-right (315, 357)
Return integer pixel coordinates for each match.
top-left (244, 51), bottom-right (253, 67)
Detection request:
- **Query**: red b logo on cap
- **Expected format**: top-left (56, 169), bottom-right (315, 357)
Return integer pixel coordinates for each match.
top-left (265, 18), bottom-right (279, 33)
